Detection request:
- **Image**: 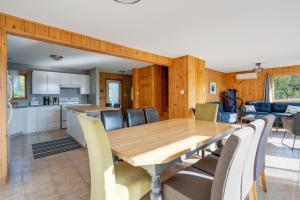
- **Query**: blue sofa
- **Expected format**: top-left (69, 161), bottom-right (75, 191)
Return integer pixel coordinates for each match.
top-left (242, 102), bottom-right (300, 117)
top-left (210, 102), bottom-right (238, 123)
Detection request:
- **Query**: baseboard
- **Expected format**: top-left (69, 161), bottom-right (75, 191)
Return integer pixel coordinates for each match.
top-left (0, 176), bottom-right (8, 184)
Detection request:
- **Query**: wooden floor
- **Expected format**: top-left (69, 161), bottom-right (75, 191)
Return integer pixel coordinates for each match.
top-left (0, 128), bottom-right (299, 200)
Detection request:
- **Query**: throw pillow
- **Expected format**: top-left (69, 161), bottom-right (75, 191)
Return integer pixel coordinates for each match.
top-left (245, 105), bottom-right (256, 112)
top-left (285, 105), bottom-right (300, 114)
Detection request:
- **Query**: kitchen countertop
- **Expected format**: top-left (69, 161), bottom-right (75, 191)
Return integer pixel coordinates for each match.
top-left (12, 104), bottom-right (61, 109)
top-left (66, 105), bottom-right (119, 113)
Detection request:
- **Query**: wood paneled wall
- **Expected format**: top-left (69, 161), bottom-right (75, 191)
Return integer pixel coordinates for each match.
top-left (0, 13), bottom-right (172, 66)
top-left (0, 26), bottom-right (7, 184)
top-left (99, 72), bottom-right (133, 114)
top-left (169, 56), bottom-right (206, 118)
top-left (133, 65), bottom-right (169, 119)
top-left (205, 69), bottom-right (227, 102)
top-left (225, 65), bottom-right (300, 103)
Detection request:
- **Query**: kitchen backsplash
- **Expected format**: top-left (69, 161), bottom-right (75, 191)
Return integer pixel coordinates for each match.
top-left (15, 88), bottom-right (89, 107)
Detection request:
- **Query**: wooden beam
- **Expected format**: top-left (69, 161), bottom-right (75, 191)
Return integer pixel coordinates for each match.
top-left (0, 12), bottom-right (173, 67)
top-left (0, 24), bottom-right (8, 183)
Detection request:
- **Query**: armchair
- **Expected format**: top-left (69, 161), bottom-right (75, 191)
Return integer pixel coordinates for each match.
top-left (281, 112), bottom-right (300, 150)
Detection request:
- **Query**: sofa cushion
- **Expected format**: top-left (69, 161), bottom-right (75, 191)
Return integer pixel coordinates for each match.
top-left (272, 112), bottom-right (293, 117)
top-left (271, 103), bottom-right (288, 113)
top-left (285, 105), bottom-right (300, 114)
top-left (253, 102), bottom-right (271, 112)
top-left (221, 112), bottom-right (238, 123)
top-left (271, 102), bottom-right (300, 113)
top-left (244, 111), bottom-right (269, 116)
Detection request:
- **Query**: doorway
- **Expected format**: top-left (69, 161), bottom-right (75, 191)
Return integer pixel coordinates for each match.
top-left (106, 79), bottom-right (122, 106)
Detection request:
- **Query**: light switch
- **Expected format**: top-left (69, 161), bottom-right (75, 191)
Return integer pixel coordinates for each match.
top-left (180, 90), bottom-right (185, 95)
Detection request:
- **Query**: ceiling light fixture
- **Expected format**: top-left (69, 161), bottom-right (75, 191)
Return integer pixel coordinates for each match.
top-left (254, 62), bottom-right (263, 73)
top-left (49, 54), bottom-right (63, 61)
top-left (113, 0), bottom-right (141, 4)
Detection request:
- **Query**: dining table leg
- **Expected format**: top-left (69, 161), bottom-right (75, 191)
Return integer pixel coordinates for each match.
top-left (143, 165), bottom-right (163, 200)
top-left (151, 174), bottom-right (162, 200)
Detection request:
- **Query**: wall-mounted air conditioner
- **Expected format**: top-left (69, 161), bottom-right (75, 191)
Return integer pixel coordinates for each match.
top-left (236, 72), bottom-right (257, 80)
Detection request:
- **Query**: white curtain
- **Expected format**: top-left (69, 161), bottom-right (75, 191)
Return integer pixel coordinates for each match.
top-left (263, 73), bottom-right (273, 102)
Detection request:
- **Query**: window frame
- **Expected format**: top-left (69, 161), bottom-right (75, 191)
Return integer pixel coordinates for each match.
top-left (272, 73), bottom-right (300, 102)
top-left (12, 72), bottom-right (28, 100)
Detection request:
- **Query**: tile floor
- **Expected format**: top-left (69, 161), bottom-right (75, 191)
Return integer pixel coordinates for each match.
top-left (0, 128), bottom-right (299, 200)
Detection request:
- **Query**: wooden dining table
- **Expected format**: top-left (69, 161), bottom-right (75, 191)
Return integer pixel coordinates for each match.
top-left (108, 118), bottom-right (236, 200)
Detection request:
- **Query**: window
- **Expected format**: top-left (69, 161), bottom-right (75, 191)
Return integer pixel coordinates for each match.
top-left (106, 80), bottom-right (121, 105)
top-left (11, 73), bottom-right (27, 99)
top-left (273, 74), bottom-right (300, 101)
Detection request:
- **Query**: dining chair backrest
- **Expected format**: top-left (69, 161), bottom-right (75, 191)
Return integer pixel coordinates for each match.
top-left (144, 107), bottom-right (159, 123)
top-left (101, 110), bottom-right (124, 131)
top-left (254, 115), bottom-right (275, 180)
top-left (211, 126), bottom-right (255, 200)
top-left (241, 119), bottom-right (265, 199)
top-left (126, 108), bottom-right (146, 127)
top-left (78, 114), bottom-right (116, 200)
top-left (195, 103), bottom-right (219, 122)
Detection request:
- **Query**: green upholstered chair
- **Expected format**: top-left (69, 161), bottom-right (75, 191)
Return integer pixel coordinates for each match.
top-left (195, 103), bottom-right (219, 122)
top-left (78, 114), bottom-right (151, 200)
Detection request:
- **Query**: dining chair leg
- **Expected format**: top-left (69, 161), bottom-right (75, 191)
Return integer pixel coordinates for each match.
top-left (292, 134), bottom-right (297, 151)
top-left (281, 130), bottom-right (287, 144)
top-left (261, 170), bottom-right (267, 192)
top-left (249, 181), bottom-right (258, 200)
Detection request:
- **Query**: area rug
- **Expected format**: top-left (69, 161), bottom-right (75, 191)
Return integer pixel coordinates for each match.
top-left (32, 137), bottom-right (81, 159)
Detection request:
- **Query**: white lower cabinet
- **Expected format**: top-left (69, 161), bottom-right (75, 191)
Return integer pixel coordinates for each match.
top-left (37, 107), bottom-right (48, 131)
top-left (8, 106), bottom-right (61, 135)
top-left (8, 108), bottom-right (28, 135)
top-left (27, 107), bottom-right (38, 133)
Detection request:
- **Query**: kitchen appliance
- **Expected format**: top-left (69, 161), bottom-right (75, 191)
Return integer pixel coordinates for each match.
top-left (60, 97), bottom-right (80, 129)
top-left (52, 97), bottom-right (59, 105)
top-left (43, 96), bottom-right (50, 105)
top-left (30, 97), bottom-right (40, 106)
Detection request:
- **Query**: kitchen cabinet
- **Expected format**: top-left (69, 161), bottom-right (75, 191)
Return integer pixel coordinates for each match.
top-left (47, 72), bottom-right (60, 94)
top-left (32, 71), bottom-right (48, 94)
top-left (32, 71), bottom-right (89, 94)
top-left (47, 106), bottom-right (61, 130)
top-left (80, 75), bottom-right (90, 94)
top-left (70, 74), bottom-right (81, 85)
top-left (27, 107), bottom-right (38, 133)
top-left (8, 108), bottom-right (28, 135)
top-left (8, 106), bottom-right (62, 135)
top-left (66, 109), bottom-right (85, 146)
top-left (37, 107), bottom-right (48, 131)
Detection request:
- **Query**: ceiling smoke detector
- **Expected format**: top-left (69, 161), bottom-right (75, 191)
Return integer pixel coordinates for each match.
top-left (113, 0), bottom-right (141, 4)
top-left (254, 62), bottom-right (263, 73)
top-left (49, 54), bottom-right (63, 61)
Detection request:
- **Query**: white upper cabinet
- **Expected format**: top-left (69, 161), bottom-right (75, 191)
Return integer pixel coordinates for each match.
top-left (32, 71), bottom-right (89, 94)
top-left (80, 75), bottom-right (90, 94)
top-left (47, 72), bottom-right (60, 94)
top-left (32, 71), bottom-right (48, 94)
top-left (70, 74), bottom-right (82, 85)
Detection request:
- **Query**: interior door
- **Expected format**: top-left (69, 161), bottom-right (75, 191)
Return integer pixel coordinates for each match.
top-left (139, 68), bottom-right (152, 107)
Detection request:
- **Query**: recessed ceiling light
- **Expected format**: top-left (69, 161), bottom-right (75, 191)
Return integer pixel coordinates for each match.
top-left (49, 54), bottom-right (63, 61)
top-left (113, 0), bottom-right (141, 4)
